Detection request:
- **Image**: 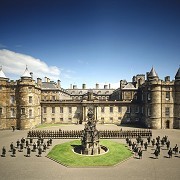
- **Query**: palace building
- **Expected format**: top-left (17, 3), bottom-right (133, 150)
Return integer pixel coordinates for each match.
top-left (0, 66), bottom-right (180, 130)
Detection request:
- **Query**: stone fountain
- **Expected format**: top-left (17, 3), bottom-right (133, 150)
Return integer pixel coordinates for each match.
top-left (72, 107), bottom-right (108, 156)
top-left (81, 107), bottom-right (101, 155)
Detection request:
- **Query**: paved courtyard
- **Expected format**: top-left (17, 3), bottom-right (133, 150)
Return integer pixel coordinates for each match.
top-left (0, 124), bottom-right (179, 180)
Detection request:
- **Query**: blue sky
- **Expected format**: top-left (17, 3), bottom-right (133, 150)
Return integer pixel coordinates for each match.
top-left (0, 0), bottom-right (180, 89)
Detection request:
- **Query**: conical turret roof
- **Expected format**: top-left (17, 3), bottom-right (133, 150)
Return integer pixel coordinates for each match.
top-left (0, 66), bottom-right (8, 79)
top-left (21, 65), bottom-right (32, 78)
top-left (175, 67), bottom-right (180, 80)
top-left (148, 67), bottom-right (158, 77)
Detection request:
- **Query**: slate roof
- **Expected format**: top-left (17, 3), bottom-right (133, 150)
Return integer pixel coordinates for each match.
top-left (66, 89), bottom-right (115, 96)
top-left (42, 82), bottom-right (59, 89)
top-left (148, 67), bottom-right (158, 77)
top-left (175, 67), bottom-right (180, 79)
top-left (122, 82), bottom-right (136, 89)
top-left (21, 66), bottom-right (31, 78)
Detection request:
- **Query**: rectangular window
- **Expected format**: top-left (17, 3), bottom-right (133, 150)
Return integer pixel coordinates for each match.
top-left (135, 106), bottom-right (139, 113)
top-left (29, 109), bottom-right (32, 117)
top-left (118, 106), bottom-right (122, 112)
top-left (118, 117), bottom-right (121, 121)
top-left (110, 107), bottom-right (113, 113)
top-left (165, 107), bottom-right (170, 116)
top-left (60, 118), bottom-right (63, 121)
top-left (147, 93), bottom-right (151, 101)
top-left (127, 106), bottom-right (131, 113)
top-left (11, 108), bottom-right (15, 117)
top-left (141, 94), bottom-right (144, 101)
top-left (0, 107), bottom-right (3, 115)
top-left (110, 117), bottom-right (113, 121)
top-left (69, 107), bottom-right (72, 113)
top-left (52, 118), bottom-right (55, 122)
top-left (43, 118), bottom-right (46, 122)
top-left (101, 107), bottom-right (104, 113)
top-left (147, 107), bottom-right (151, 116)
top-left (142, 107), bottom-right (144, 114)
top-left (21, 108), bottom-right (25, 115)
top-left (10, 95), bottom-right (15, 104)
top-left (52, 107), bottom-right (55, 113)
top-left (68, 118), bottom-right (72, 121)
top-left (166, 92), bottom-right (170, 100)
top-left (44, 107), bottom-right (47, 113)
top-left (135, 118), bottom-right (139, 122)
top-left (29, 96), bottom-right (32, 103)
top-left (60, 107), bottom-right (63, 113)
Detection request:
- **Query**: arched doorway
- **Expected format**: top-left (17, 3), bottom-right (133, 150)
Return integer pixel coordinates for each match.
top-left (166, 120), bottom-right (170, 129)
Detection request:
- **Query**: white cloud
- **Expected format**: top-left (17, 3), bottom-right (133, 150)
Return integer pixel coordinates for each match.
top-left (0, 49), bottom-right (61, 81)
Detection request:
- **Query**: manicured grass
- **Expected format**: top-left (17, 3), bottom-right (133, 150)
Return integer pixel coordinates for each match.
top-left (36, 123), bottom-right (72, 128)
top-left (47, 140), bottom-right (133, 167)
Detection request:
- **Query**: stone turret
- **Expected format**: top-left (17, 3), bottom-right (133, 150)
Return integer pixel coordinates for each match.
top-left (0, 66), bottom-right (9, 81)
top-left (16, 66), bottom-right (41, 129)
top-left (147, 67), bottom-right (162, 129)
top-left (174, 67), bottom-right (180, 128)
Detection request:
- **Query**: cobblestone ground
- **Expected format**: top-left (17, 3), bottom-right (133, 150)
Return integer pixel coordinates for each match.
top-left (0, 124), bottom-right (180, 180)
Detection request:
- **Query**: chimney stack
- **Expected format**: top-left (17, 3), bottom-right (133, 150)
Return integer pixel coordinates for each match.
top-left (37, 78), bottom-right (42, 85)
top-left (104, 85), bottom-right (108, 89)
top-left (73, 85), bottom-right (77, 89)
top-left (47, 78), bottom-right (50, 83)
top-left (70, 84), bottom-right (72, 89)
top-left (96, 83), bottom-right (99, 89)
top-left (57, 80), bottom-right (61, 87)
top-left (82, 84), bottom-right (86, 89)
top-left (109, 83), bottom-right (111, 89)
top-left (30, 72), bottom-right (33, 79)
top-left (165, 76), bottom-right (170, 82)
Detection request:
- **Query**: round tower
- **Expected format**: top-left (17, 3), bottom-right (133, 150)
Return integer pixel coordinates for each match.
top-left (174, 67), bottom-right (180, 128)
top-left (147, 67), bottom-right (162, 129)
top-left (16, 66), bottom-right (36, 129)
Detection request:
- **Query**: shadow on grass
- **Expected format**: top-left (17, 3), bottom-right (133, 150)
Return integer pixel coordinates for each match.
top-left (71, 144), bottom-right (83, 154)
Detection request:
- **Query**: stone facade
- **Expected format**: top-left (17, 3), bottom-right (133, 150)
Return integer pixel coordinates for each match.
top-left (0, 66), bottom-right (180, 130)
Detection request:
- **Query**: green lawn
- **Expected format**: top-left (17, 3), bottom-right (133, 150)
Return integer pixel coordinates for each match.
top-left (47, 140), bottom-right (133, 167)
